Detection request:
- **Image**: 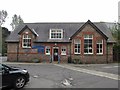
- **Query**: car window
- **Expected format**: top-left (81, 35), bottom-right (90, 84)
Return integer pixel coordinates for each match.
top-left (0, 64), bottom-right (3, 73)
top-left (2, 64), bottom-right (10, 70)
top-left (0, 64), bottom-right (2, 71)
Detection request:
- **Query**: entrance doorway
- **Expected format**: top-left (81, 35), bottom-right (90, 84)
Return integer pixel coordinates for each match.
top-left (53, 48), bottom-right (58, 61)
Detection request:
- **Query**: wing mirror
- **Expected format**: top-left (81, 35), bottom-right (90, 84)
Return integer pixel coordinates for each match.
top-left (2, 68), bottom-right (9, 74)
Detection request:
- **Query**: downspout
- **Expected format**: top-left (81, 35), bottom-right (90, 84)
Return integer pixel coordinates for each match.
top-left (17, 42), bottom-right (19, 62)
top-left (106, 41), bottom-right (108, 64)
top-left (69, 38), bottom-right (72, 63)
top-left (70, 41), bottom-right (72, 63)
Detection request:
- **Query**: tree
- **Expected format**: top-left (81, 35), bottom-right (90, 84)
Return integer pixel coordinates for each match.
top-left (117, 24), bottom-right (120, 44)
top-left (0, 10), bottom-right (8, 55)
top-left (111, 23), bottom-right (120, 62)
top-left (10, 14), bottom-right (24, 30)
top-left (2, 27), bottom-right (11, 56)
top-left (110, 23), bottom-right (120, 44)
top-left (0, 26), bottom-right (2, 55)
top-left (0, 10), bottom-right (8, 26)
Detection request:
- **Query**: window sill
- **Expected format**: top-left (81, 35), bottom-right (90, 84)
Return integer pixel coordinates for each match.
top-left (49, 38), bottom-right (63, 40)
top-left (22, 47), bottom-right (31, 49)
top-left (46, 54), bottom-right (50, 55)
top-left (61, 54), bottom-right (66, 56)
top-left (96, 53), bottom-right (103, 55)
top-left (74, 53), bottom-right (81, 55)
top-left (84, 54), bottom-right (94, 56)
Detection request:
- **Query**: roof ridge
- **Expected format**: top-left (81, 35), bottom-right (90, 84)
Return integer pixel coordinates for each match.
top-left (23, 22), bottom-right (115, 24)
top-left (23, 22), bottom-right (85, 24)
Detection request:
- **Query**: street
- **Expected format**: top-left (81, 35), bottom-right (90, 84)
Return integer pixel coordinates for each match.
top-left (3, 63), bottom-right (119, 89)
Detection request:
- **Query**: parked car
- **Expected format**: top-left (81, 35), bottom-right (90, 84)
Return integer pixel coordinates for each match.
top-left (0, 63), bottom-right (29, 89)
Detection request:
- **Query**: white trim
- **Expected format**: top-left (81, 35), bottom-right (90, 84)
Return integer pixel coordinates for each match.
top-left (22, 34), bottom-right (32, 48)
top-left (74, 39), bottom-right (81, 54)
top-left (84, 52), bottom-right (93, 55)
top-left (84, 35), bottom-right (93, 54)
top-left (61, 53), bottom-right (66, 55)
top-left (32, 29), bottom-right (39, 36)
top-left (61, 46), bottom-right (66, 55)
top-left (45, 46), bottom-right (51, 55)
top-left (22, 46), bottom-right (31, 49)
top-left (96, 40), bottom-right (103, 55)
top-left (74, 52), bottom-right (81, 54)
top-left (49, 29), bottom-right (63, 39)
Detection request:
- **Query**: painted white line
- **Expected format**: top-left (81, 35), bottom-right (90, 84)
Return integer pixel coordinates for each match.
top-left (102, 66), bottom-right (112, 68)
top-left (54, 64), bottom-right (120, 81)
top-left (113, 66), bottom-right (119, 68)
top-left (103, 66), bottom-right (119, 68)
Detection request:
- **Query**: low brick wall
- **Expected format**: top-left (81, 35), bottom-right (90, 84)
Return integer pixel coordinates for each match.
top-left (7, 53), bottom-right (113, 64)
top-left (7, 53), bottom-right (69, 63)
top-left (71, 54), bottom-right (113, 64)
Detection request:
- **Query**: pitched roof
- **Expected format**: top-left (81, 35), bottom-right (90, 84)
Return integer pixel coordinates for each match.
top-left (71, 20), bottom-right (108, 39)
top-left (18, 25), bottom-right (39, 36)
top-left (6, 20), bottom-right (116, 43)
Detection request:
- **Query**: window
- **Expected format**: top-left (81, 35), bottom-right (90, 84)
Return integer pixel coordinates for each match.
top-left (74, 39), bottom-right (81, 54)
top-left (61, 46), bottom-right (66, 55)
top-left (22, 34), bottom-right (31, 48)
top-left (96, 40), bottom-right (103, 54)
top-left (50, 29), bottom-right (63, 39)
top-left (0, 64), bottom-right (3, 72)
top-left (84, 35), bottom-right (93, 54)
top-left (45, 46), bottom-right (50, 55)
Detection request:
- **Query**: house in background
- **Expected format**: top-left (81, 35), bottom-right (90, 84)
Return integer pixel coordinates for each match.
top-left (6, 20), bottom-right (116, 63)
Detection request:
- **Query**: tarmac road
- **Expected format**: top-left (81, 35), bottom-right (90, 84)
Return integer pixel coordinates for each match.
top-left (3, 63), bottom-right (119, 89)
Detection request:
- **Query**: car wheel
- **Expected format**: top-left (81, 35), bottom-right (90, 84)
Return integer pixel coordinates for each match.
top-left (14, 76), bottom-right (26, 89)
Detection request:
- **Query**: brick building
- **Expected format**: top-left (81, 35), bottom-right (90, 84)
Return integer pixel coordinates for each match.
top-left (6, 20), bottom-right (116, 63)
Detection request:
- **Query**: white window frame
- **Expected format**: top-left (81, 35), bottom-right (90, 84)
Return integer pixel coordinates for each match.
top-left (49, 29), bottom-right (63, 39)
top-left (22, 34), bottom-right (31, 48)
top-left (45, 46), bottom-right (50, 55)
top-left (96, 40), bottom-right (103, 55)
top-left (74, 39), bottom-right (81, 54)
top-left (61, 46), bottom-right (66, 55)
top-left (84, 35), bottom-right (93, 54)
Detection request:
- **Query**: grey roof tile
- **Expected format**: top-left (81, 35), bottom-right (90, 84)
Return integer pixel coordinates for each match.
top-left (6, 21), bottom-right (116, 43)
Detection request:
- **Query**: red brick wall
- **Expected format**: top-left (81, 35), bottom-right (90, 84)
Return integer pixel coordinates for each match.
top-left (7, 43), bottom-right (18, 62)
top-left (7, 24), bottom-right (113, 63)
top-left (7, 42), bottom-right (70, 63)
top-left (70, 24), bottom-right (113, 64)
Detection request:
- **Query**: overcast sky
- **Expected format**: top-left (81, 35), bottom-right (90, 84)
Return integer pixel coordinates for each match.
top-left (0, 0), bottom-right (119, 31)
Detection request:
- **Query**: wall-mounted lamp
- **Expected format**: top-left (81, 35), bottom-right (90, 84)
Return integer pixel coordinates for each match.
top-left (25, 32), bottom-right (28, 34)
top-left (55, 43), bottom-right (57, 46)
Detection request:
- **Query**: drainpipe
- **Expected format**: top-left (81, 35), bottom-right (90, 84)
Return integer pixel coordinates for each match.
top-left (17, 42), bottom-right (19, 62)
top-left (106, 41), bottom-right (108, 64)
top-left (69, 38), bottom-right (72, 63)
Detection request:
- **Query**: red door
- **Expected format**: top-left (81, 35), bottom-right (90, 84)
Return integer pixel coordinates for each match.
top-left (53, 48), bottom-right (58, 61)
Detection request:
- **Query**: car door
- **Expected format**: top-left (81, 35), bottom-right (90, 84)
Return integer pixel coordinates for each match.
top-left (0, 64), bottom-right (2, 88)
top-left (2, 65), bottom-right (11, 87)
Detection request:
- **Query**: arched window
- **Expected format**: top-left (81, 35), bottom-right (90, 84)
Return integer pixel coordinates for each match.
top-left (96, 40), bottom-right (103, 54)
top-left (22, 34), bottom-right (31, 48)
top-left (74, 39), bottom-right (81, 54)
top-left (45, 46), bottom-right (50, 55)
top-left (84, 35), bottom-right (93, 54)
top-left (61, 46), bottom-right (66, 55)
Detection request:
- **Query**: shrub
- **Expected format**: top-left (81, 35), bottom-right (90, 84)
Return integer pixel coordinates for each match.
top-left (73, 59), bottom-right (81, 64)
top-left (32, 58), bottom-right (40, 63)
top-left (68, 57), bottom-right (72, 63)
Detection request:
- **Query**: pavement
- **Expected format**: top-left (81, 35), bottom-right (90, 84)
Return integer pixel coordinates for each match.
top-left (0, 57), bottom-right (7, 62)
top-left (54, 64), bottom-right (120, 81)
top-left (65, 63), bottom-right (119, 75)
